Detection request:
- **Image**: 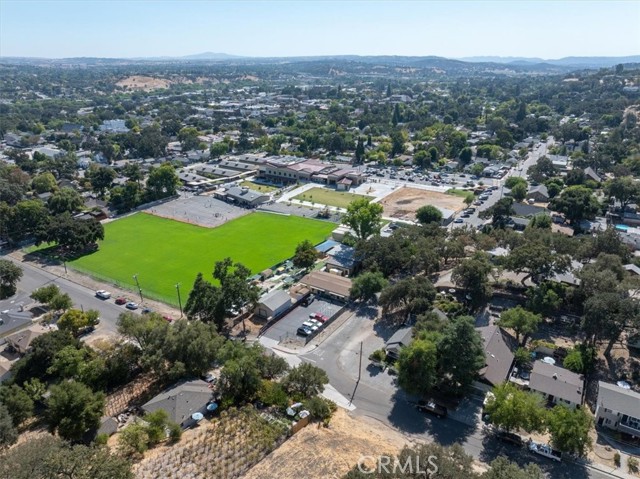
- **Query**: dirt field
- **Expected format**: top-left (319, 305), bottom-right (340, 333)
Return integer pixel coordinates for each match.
top-left (116, 76), bottom-right (172, 91)
top-left (379, 187), bottom-right (466, 220)
top-left (242, 409), bottom-right (413, 479)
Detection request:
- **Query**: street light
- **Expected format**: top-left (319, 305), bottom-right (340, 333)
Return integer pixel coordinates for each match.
top-left (175, 283), bottom-right (183, 318)
top-left (133, 274), bottom-right (143, 303)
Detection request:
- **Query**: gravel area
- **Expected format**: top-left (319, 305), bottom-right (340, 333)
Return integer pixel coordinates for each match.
top-left (147, 194), bottom-right (249, 227)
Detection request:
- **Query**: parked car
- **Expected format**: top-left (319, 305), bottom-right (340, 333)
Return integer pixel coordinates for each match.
top-left (495, 430), bottom-right (524, 447)
top-left (309, 319), bottom-right (323, 329)
top-left (203, 373), bottom-right (217, 384)
top-left (115, 297), bottom-right (128, 305)
top-left (125, 302), bottom-right (139, 310)
top-left (142, 307), bottom-right (153, 314)
top-left (302, 321), bottom-right (319, 332)
top-left (313, 313), bottom-right (329, 323)
top-left (454, 218), bottom-right (464, 223)
top-left (297, 325), bottom-right (312, 337)
top-left (162, 315), bottom-right (173, 322)
top-left (416, 399), bottom-right (447, 418)
top-left (528, 440), bottom-right (562, 462)
top-left (95, 290), bottom-right (111, 300)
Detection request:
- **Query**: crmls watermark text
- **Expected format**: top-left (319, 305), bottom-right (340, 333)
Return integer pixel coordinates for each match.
top-left (357, 455), bottom-right (439, 475)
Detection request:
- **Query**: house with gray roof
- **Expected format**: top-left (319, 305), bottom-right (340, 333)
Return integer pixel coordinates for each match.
top-left (255, 289), bottom-right (293, 320)
top-left (584, 167), bottom-right (602, 183)
top-left (512, 202), bottom-right (547, 218)
top-left (595, 381), bottom-right (640, 436)
top-left (475, 325), bottom-right (516, 390)
top-left (0, 310), bottom-right (34, 340)
top-left (527, 185), bottom-right (549, 202)
top-left (529, 361), bottom-right (584, 408)
top-left (141, 379), bottom-right (214, 429)
top-left (325, 244), bottom-right (357, 275)
top-left (5, 325), bottom-right (49, 355)
top-left (385, 326), bottom-right (413, 360)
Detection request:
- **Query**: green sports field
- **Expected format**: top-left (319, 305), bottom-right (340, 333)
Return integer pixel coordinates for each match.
top-left (70, 212), bottom-right (335, 305)
top-left (293, 187), bottom-right (372, 209)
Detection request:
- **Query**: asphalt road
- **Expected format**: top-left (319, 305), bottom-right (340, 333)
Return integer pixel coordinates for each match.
top-left (300, 305), bottom-right (614, 479)
top-left (448, 139), bottom-right (551, 231)
top-left (0, 255), bottom-right (137, 336)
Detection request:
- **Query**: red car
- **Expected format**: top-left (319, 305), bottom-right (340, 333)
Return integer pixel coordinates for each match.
top-left (115, 297), bottom-right (128, 305)
top-left (313, 313), bottom-right (329, 323)
top-left (163, 315), bottom-right (173, 323)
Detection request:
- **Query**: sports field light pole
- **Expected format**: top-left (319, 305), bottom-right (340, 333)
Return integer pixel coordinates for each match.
top-left (175, 283), bottom-right (183, 318)
top-left (133, 274), bottom-right (143, 303)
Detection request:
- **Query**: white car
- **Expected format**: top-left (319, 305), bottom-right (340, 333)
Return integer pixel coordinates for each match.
top-left (309, 319), bottom-right (323, 329)
top-left (95, 290), bottom-right (111, 300)
top-left (302, 321), bottom-right (319, 332)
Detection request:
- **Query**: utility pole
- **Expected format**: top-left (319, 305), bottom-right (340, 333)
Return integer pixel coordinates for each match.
top-left (175, 283), bottom-right (183, 318)
top-left (349, 341), bottom-right (363, 407)
top-left (133, 274), bottom-right (143, 303)
top-left (357, 341), bottom-right (363, 383)
top-left (63, 261), bottom-right (67, 274)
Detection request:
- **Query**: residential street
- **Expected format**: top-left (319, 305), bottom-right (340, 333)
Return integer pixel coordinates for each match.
top-left (450, 138), bottom-right (551, 230)
top-left (293, 305), bottom-right (618, 479)
top-left (0, 255), bottom-right (135, 336)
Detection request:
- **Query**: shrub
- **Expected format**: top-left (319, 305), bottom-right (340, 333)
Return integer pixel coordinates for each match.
top-left (257, 380), bottom-right (289, 408)
top-left (514, 347), bottom-right (531, 367)
top-left (94, 433), bottom-right (109, 446)
top-left (369, 349), bottom-right (386, 362)
top-left (168, 422), bottom-right (182, 443)
top-left (118, 423), bottom-right (149, 456)
top-left (629, 457), bottom-right (639, 474)
top-left (303, 396), bottom-right (336, 422)
top-left (563, 349), bottom-right (584, 373)
top-left (614, 452), bottom-right (621, 468)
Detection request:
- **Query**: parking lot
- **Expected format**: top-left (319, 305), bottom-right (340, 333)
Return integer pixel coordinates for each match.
top-left (362, 165), bottom-right (503, 190)
top-left (261, 296), bottom-right (344, 343)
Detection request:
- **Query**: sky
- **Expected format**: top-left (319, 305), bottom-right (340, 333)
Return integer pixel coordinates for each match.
top-left (1, 0), bottom-right (639, 59)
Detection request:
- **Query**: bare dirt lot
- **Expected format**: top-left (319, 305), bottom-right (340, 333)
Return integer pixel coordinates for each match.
top-left (379, 187), bottom-right (466, 220)
top-left (116, 76), bottom-right (172, 91)
top-left (242, 409), bottom-right (413, 479)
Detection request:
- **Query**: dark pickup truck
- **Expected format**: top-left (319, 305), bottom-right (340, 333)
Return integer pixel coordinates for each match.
top-left (416, 400), bottom-right (447, 418)
top-left (495, 430), bottom-right (524, 447)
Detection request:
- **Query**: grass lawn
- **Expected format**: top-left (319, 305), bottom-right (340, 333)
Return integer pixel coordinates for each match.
top-left (239, 181), bottom-right (279, 193)
top-left (69, 212), bottom-right (335, 305)
top-left (293, 187), bottom-right (372, 209)
top-left (446, 188), bottom-right (473, 198)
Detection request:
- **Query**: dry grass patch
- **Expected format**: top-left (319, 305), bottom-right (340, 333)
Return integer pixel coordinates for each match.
top-left (380, 187), bottom-right (466, 220)
top-left (242, 409), bottom-right (412, 479)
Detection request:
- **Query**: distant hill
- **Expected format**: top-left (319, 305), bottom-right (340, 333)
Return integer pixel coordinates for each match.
top-left (460, 55), bottom-right (640, 67)
top-left (1, 53), bottom-right (637, 74)
top-left (178, 52), bottom-right (244, 60)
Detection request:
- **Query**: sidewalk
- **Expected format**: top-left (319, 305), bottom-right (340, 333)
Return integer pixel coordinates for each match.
top-left (574, 455), bottom-right (637, 479)
top-left (589, 431), bottom-right (640, 479)
top-left (257, 313), bottom-right (358, 414)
